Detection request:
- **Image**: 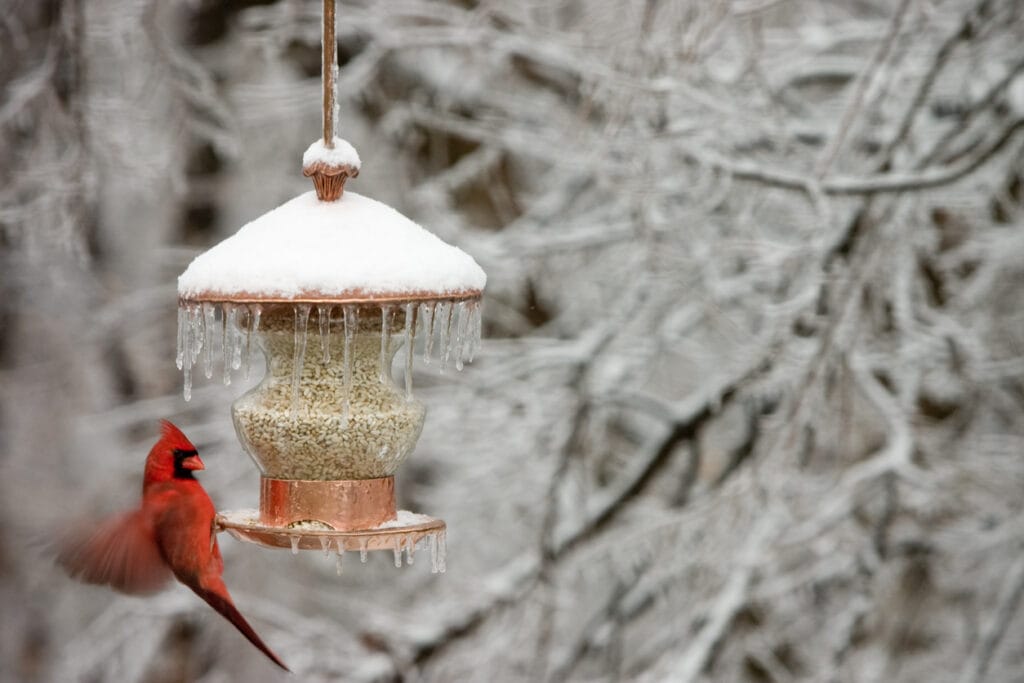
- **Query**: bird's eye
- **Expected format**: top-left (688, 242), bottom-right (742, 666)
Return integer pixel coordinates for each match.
top-left (173, 448), bottom-right (198, 459)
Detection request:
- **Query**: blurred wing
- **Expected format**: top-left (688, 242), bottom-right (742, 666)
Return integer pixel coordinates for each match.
top-left (56, 510), bottom-right (172, 595)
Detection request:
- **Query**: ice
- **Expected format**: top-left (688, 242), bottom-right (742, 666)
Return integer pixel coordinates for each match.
top-left (183, 346), bottom-right (193, 402)
top-left (342, 305), bottom-right (357, 426)
top-left (290, 535), bottom-right (300, 555)
top-left (438, 301), bottom-right (453, 371)
top-left (466, 301), bottom-right (481, 363)
top-left (202, 303), bottom-right (216, 379)
top-left (453, 301), bottom-right (467, 371)
top-left (221, 304), bottom-right (234, 385)
top-left (437, 530), bottom-right (447, 573)
top-left (181, 305), bottom-right (200, 401)
top-left (176, 307), bottom-right (185, 370)
top-left (430, 533), bottom-right (439, 574)
top-left (379, 304), bottom-right (393, 383)
top-left (320, 535), bottom-right (331, 557)
top-left (318, 304), bottom-right (331, 363)
top-left (228, 305), bottom-right (242, 370)
top-left (421, 302), bottom-right (436, 363)
top-left (189, 304), bottom-right (203, 365)
top-left (393, 541), bottom-right (402, 568)
top-left (175, 292), bottom-right (481, 404)
top-left (336, 554), bottom-right (344, 576)
top-left (244, 304), bottom-right (261, 380)
top-left (291, 304), bottom-right (311, 416)
top-left (404, 303), bottom-right (416, 399)
top-left (359, 537), bottom-right (368, 563)
top-left (405, 535), bottom-right (415, 565)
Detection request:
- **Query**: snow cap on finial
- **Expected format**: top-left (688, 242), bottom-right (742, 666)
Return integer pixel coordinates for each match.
top-left (303, 137), bottom-right (361, 202)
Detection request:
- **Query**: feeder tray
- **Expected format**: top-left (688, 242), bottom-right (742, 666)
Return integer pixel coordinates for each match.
top-left (214, 475), bottom-right (444, 567)
top-left (216, 509), bottom-right (446, 573)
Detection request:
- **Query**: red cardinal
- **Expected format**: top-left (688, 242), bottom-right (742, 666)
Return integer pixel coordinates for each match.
top-left (56, 420), bottom-right (289, 672)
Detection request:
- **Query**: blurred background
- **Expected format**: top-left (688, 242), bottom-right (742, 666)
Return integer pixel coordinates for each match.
top-left (2, 0), bottom-right (1023, 681)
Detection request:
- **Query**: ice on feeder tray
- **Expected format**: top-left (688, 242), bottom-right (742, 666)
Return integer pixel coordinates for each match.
top-left (216, 508), bottom-right (447, 573)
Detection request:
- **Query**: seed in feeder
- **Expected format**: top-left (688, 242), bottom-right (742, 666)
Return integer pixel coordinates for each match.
top-left (232, 306), bottom-right (425, 480)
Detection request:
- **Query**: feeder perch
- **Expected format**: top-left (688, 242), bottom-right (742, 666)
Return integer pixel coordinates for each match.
top-left (173, 3), bottom-right (483, 572)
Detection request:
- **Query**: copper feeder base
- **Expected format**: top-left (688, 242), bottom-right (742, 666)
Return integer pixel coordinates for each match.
top-left (214, 476), bottom-right (446, 571)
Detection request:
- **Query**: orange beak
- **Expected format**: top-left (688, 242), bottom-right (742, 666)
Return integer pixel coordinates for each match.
top-left (181, 454), bottom-right (205, 471)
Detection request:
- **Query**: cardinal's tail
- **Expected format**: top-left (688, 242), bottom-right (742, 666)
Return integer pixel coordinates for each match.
top-left (194, 580), bottom-right (290, 672)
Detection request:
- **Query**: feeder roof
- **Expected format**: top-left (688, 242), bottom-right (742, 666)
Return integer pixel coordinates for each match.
top-left (178, 191), bottom-right (486, 303)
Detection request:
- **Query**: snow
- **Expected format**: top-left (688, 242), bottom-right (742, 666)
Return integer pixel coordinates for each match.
top-left (217, 508), bottom-right (436, 531)
top-left (302, 137), bottom-right (361, 169)
top-left (376, 510), bottom-right (436, 529)
top-left (177, 191), bottom-right (486, 299)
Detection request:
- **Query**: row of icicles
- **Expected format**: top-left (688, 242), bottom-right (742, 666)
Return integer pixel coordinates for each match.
top-left (293, 530), bottom-right (446, 575)
top-left (176, 300), bottom-right (483, 402)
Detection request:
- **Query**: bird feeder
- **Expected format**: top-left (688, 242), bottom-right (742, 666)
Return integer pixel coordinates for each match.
top-left (173, 0), bottom-right (484, 572)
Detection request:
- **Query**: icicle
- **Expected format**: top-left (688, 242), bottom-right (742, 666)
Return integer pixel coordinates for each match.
top-left (336, 554), bottom-right (344, 576)
top-left (435, 530), bottom-right (447, 573)
top-left (359, 537), bottom-right (368, 563)
top-left (318, 304), bottom-right (331, 363)
top-left (438, 301), bottom-right (453, 371)
top-left (221, 304), bottom-right (233, 386)
top-left (229, 305), bottom-right (242, 370)
top-left (460, 301), bottom-right (476, 366)
top-left (244, 305), bottom-right (261, 380)
top-left (453, 301), bottom-right (468, 371)
top-left (320, 535), bottom-right (331, 557)
top-left (202, 303), bottom-right (216, 379)
top-left (429, 533), bottom-right (439, 574)
top-left (183, 341), bottom-right (193, 402)
top-left (421, 302), bottom-right (436, 364)
top-left (291, 304), bottom-right (311, 417)
top-left (189, 304), bottom-right (203, 365)
top-left (466, 301), bottom-right (482, 363)
top-left (379, 305), bottom-right (393, 384)
top-left (181, 307), bottom-right (194, 401)
top-left (175, 307), bottom-right (185, 370)
top-left (405, 535), bottom-right (415, 565)
top-left (290, 535), bottom-right (300, 555)
top-left (404, 303), bottom-right (416, 399)
top-left (393, 539), bottom-right (403, 568)
top-left (342, 306), bottom-right (357, 426)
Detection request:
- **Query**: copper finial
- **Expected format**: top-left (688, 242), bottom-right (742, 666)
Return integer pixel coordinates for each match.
top-left (303, 160), bottom-right (360, 201)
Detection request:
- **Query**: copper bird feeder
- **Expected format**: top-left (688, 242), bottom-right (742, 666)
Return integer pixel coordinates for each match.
top-left (173, 0), bottom-right (484, 572)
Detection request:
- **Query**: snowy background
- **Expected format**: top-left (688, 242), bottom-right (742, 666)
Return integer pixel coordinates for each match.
top-left (2, 0), bottom-right (1024, 681)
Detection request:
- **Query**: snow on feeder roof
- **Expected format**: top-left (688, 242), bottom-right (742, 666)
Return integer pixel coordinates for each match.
top-left (177, 188), bottom-right (486, 304)
top-left (174, 0), bottom-right (483, 570)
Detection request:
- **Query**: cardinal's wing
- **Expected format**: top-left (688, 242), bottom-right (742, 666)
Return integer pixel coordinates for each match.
top-left (56, 509), bottom-right (173, 595)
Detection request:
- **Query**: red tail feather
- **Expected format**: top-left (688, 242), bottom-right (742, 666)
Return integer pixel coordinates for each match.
top-left (193, 581), bottom-right (290, 672)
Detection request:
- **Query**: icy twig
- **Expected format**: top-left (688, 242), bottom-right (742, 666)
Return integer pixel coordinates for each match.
top-left (957, 553), bottom-right (1024, 683)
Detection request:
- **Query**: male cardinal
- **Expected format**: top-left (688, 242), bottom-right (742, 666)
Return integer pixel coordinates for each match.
top-left (56, 420), bottom-right (289, 672)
